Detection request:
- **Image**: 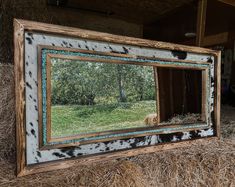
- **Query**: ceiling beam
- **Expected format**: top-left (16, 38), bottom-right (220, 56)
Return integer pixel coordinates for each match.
top-left (183, 31), bottom-right (229, 46)
top-left (202, 32), bottom-right (228, 46)
top-left (218, 0), bottom-right (235, 7)
top-left (196, 0), bottom-right (208, 46)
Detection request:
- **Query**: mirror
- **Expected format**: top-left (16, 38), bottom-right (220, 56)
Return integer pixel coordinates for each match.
top-left (50, 58), bottom-right (158, 138)
top-left (157, 68), bottom-right (205, 125)
top-left (14, 20), bottom-right (220, 176)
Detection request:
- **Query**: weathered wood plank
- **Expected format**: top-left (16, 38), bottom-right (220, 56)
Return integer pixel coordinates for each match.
top-left (218, 0), bottom-right (235, 7)
top-left (18, 137), bottom-right (218, 176)
top-left (14, 19), bottom-right (26, 177)
top-left (17, 19), bottom-right (218, 55)
top-left (196, 0), bottom-right (207, 46)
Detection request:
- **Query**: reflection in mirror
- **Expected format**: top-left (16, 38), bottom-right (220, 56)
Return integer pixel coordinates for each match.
top-left (157, 68), bottom-right (204, 125)
top-left (50, 58), bottom-right (158, 138)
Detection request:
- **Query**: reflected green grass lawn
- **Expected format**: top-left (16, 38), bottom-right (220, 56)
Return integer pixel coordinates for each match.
top-left (51, 100), bottom-right (156, 137)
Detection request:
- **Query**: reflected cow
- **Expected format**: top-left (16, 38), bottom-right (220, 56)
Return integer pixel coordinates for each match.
top-left (144, 113), bottom-right (158, 126)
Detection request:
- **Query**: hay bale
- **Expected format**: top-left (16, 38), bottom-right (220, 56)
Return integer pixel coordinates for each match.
top-left (221, 105), bottom-right (235, 140)
top-left (0, 159), bottom-right (149, 187)
top-left (161, 113), bottom-right (201, 125)
top-left (0, 64), bottom-right (15, 162)
top-left (0, 64), bottom-right (234, 186)
top-left (0, 140), bottom-right (234, 187)
top-left (131, 139), bottom-right (235, 187)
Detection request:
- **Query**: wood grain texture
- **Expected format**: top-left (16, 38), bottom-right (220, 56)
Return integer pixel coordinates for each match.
top-left (214, 51), bottom-right (221, 138)
top-left (38, 45), bottom-right (212, 65)
top-left (14, 19), bottom-right (26, 176)
top-left (218, 0), bottom-right (235, 7)
top-left (18, 137), bottom-right (218, 176)
top-left (44, 124), bottom-right (209, 150)
top-left (153, 67), bottom-right (160, 124)
top-left (157, 68), bottom-right (207, 122)
top-left (61, 0), bottom-right (193, 24)
top-left (17, 19), bottom-right (218, 55)
top-left (184, 32), bottom-right (229, 47)
top-left (196, 0), bottom-right (207, 46)
top-left (47, 53), bottom-right (209, 70)
top-left (201, 69), bottom-right (208, 121)
top-left (37, 46), bottom-right (44, 148)
top-left (46, 55), bottom-right (52, 143)
top-left (202, 32), bottom-right (228, 47)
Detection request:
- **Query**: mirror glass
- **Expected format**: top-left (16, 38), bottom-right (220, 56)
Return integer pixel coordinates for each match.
top-left (157, 68), bottom-right (204, 125)
top-left (50, 58), bottom-right (158, 138)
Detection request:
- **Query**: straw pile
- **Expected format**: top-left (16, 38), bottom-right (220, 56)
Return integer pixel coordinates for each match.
top-left (0, 0), bottom-right (234, 186)
top-left (0, 64), bottom-right (234, 187)
top-left (0, 64), bottom-right (15, 163)
top-left (161, 113), bottom-right (201, 125)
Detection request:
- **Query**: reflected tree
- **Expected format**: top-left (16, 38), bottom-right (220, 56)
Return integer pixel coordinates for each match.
top-left (51, 58), bottom-right (155, 105)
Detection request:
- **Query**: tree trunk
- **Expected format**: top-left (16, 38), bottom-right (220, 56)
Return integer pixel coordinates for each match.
top-left (86, 94), bottom-right (95, 105)
top-left (138, 77), bottom-right (144, 101)
top-left (117, 64), bottom-right (127, 102)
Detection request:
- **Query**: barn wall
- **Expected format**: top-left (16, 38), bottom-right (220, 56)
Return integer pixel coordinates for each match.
top-left (0, 0), bottom-right (142, 163)
top-left (0, 0), bottom-right (143, 64)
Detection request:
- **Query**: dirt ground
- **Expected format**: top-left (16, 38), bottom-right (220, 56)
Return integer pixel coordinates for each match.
top-left (0, 64), bottom-right (234, 187)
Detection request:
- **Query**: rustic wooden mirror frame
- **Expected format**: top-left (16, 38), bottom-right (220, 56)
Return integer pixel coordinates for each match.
top-left (38, 46), bottom-right (209, 150)
top-left (14, 19), bottom-right (221, 176)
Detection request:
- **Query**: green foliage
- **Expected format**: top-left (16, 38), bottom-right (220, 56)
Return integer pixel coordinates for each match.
top-left (51, 58), bottom-right (156, 105)
top-left (51, 100), bottom-right (156, 137)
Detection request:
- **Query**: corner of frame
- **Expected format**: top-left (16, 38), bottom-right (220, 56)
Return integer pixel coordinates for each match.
top-left (16, 167), bottom-right (26, 177)
top-left (13, 19), bottom-right (24, 30)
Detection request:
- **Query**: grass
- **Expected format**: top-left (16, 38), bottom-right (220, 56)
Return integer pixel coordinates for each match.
top-left (51, 100), bottom-right (156, 137)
